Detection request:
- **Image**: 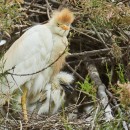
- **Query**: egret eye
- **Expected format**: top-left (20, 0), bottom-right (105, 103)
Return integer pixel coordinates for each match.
top-left (57, 23), bottom-right (60, 27)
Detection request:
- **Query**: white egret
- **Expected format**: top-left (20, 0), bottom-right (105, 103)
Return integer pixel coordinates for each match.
top-left (0, 8), bottom-right (74, 122)
top-left (11, 71), bottom-right (74, 117)
top-left (37, 71), bottom-right (74, 115)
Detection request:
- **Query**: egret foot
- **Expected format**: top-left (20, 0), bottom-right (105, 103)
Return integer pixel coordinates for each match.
top-left (21, 87), bottom-right (28, 123)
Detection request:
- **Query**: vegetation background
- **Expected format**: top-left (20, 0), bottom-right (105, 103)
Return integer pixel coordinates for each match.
top-left (0, 0), bottom-right (130, 129)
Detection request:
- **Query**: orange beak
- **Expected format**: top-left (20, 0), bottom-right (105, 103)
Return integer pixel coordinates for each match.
top-left (60, 25), bottom-right (70, 30)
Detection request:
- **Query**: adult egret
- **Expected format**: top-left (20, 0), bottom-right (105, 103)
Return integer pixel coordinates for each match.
top-left (0, 8), bottom-right (74, 122)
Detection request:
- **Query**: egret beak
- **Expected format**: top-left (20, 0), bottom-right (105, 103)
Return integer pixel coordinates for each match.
top-left (60, 82), bottom-right (74, 93)
top-left (60, 25), bottom-right (70, 30)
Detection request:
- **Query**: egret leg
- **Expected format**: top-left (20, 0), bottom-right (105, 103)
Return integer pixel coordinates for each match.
top-left (21, 87), bottom-right (28, 123)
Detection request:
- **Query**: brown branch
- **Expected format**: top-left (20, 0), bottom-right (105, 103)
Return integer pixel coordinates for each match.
top-left (22, 8), bottom-right (47, 15)
top-left (45, 0), bottom-right (53, 19)
top-left (71, 26), bottom-right (102, 43)
top-left (58, 0), bottom-right (67, 10)
top-left (68, 46), bottom-right (130, 57)
top-left (24, 2), bottom-right (47, 10)
top-left (65, 62), bottom-right (85, 81)
top-left (26, 0), bottom-right (37, 14)
top-left (88, 18), bottom-right (108, 48)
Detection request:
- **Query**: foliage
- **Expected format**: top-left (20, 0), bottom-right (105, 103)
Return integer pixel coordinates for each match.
top-left (109, 64), bottom-right (130, 109)
top-left (116, 64), bottom-right (126, 83)
top-left (0, 0), bottom-right (26, 36)
top-left (0, 0), bottom-right (130, 129)
top-left (77, 75), bottom-right (96, 100)
top-left (74, 0), bottom-right (130, 36)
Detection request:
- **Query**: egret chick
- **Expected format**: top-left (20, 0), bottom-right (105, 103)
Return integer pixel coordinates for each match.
top-left (37, 71), bottom-right (74, 115)
top-left (10, 71), bottom-right (74, 117)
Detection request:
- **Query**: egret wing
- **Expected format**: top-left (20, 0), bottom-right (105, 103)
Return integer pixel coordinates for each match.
top-left (1, 25), bottom-right (54, 93)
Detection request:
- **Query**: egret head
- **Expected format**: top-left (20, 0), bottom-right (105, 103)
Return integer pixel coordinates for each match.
top-left (49, 8), bottom-right (74, 36)
top-left (52, 71), bottom-right (74, 93)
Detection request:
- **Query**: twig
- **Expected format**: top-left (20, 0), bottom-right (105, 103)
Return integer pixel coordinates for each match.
top-left (19, 120), bottom-right (22, 130)
top-left (106, 90), bottom-right (129, 130)
top-left (65, 62), bottom-right (84, 81)
top-left (26, 0), bottom-right (37, 14)
top-left (49, 0), bottom-right (60, 6)
top-left (88, 18), bottom-right (108, 48)
top-left (24, 2), bottom-right (47, 10)
top-left (90, 104), bottom-right (100, 130)
top-left (58, 0), bottom-right (67, 10)
top-left (71, 26), bottom-right (102, 43)
top-left (68, 57), bottom-right (113, 65)
top-left (73, 60), bottom-right (83, 75)
top-left (45, 0), bottom-right (53, 19)
top-left (68, 46), bottom-right (130, 57)
top-left (22, 8), bottom-right (47, 15)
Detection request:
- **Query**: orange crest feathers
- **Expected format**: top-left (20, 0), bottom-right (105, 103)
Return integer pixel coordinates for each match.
top-left (53, 8), bottom-right (74, 24)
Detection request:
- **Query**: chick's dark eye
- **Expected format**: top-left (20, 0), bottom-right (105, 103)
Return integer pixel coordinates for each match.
top-left (57, 23), bottom-right (60, 27)
top-left (60, 80), bottom-right (66, 86)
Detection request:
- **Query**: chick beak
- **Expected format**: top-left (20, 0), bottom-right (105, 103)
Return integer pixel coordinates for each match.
top-left (61, 83), bottom-right (74, 93)
top-left (60, 25), bottom-right (70, 30)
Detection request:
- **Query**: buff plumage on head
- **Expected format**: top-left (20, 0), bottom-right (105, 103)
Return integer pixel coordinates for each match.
top-left (53, 8), bottom-right (74, 24)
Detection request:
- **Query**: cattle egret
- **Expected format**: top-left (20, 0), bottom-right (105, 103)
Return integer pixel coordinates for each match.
top-left (37, 71), bottom-right (74, 115)
top-left (0, 8), bottom-right (74, 122)
top-left (11, 71), bottom-right (74, 116)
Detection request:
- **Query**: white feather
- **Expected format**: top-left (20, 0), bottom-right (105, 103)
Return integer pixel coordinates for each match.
top-left (0, 40), bottom-right (6, 46)
top-left (37, 72), bottom-right (74, 115)
top-left (38, 84), bottom-right (51, 114)
top-left (0, 25), bottom-right (54, 102)
top-left (0, 23), bottom-right (69, 106)
top-left (10, 71), bottom-right (74, 115)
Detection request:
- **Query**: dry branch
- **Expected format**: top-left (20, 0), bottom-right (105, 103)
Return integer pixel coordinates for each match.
top-left (69, 46), bottom-right (130, 57)
top-left (106, 90), bottom-right (129, 130)
top-left (86, 63), bottom-right (114, 121)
